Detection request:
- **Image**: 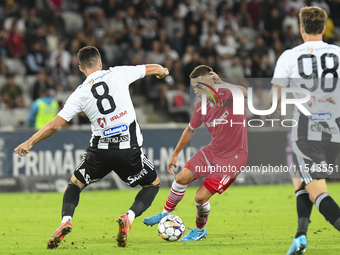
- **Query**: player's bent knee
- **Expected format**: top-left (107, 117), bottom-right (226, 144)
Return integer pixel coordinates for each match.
top-left (175, 168), bottom-right (192, 185)
top-left (142, 176), bottom-right (160, 187)
top-left (305, 179), bottom-right (328, 204)
top-left (309, 194), bottom-right (316, 204)
top-left (151, 176), bottom-right (160, 186)
top-left (71, 175), bottom-right (86, 189)
top-left (195, 194), bottom-right (209, 204)
top-left (175, 175), bottom-right (188, 185)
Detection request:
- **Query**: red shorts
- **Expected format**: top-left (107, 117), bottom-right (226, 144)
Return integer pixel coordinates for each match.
top-left (184, 146), bottom-right (248, 195)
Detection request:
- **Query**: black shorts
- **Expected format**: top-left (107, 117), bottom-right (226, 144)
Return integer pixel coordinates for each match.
top-left (74, 147), bottom-right (157, 188)
top-left (294, 140), bottom-right (340, 185)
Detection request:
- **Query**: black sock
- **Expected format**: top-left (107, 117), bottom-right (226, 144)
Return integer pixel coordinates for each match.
top-left (316, 193), bottom-right (340, 231)
top-left (129, 184), bottom-right (159, 218)
top-left (295, 189), bottom-right (313, 238)
top-left (62, 181), bottom-right (82, 218)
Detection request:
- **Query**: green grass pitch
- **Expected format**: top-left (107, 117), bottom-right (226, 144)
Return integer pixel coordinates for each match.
top-left (1, 183), bottom-right (340, 254)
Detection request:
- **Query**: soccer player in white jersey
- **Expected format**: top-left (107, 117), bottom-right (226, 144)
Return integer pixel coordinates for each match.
top-left (14, 46), bottom-right (169, 249)
top-left (270, 7), bottom-right (340, 255)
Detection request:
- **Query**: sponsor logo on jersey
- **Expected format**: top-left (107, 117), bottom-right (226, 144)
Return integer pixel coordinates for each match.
top-left (318, 97), bottom-right (334, 104)
top-left (310, 123), bottom-right (338, 134)
top-left (89, 79), bottom-right (94, 85)
top-left (97, 117), bottom-right (107, 128)
top-left (310, 112), bottom-right (332, 121)
top-left (308, 96), bottom-right (316, 107)
top-left (307, 47), bottom-right (313, 53)
top-left (206, 109), bottom-right (229, 127)
top-left (99, 134), bottom-right (129, 143)
top-left (110, 110), bottom-right (127, 122)
top-left (127, 168), bottom-right (148, 185)
top-left (103, 124), bottom-right (128, 137)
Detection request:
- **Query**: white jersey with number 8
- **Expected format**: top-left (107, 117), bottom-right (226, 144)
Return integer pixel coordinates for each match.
top-left (58, 65), bottom-right (146, 149)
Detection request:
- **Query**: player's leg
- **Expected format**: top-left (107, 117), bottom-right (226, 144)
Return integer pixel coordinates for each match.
top-left (125, 176), bottom-right (160, 224)
top-left (287, 173), bottom-right (311, 255)
top-left (47, 173), bottom-right (86, 249)
top-left (164, 167), bottom-right (196, 212)
top-left (47, 148), bottom-right (112, 249)
top-left (295, 141), bottom-right (340, 231)
top-left (143, 148), bottom-right (205, 226)
top-left (181, 149), bottom-right (248, 241)
top-left (180, 183), bottom-right (213, 242)
top-left (116, 176), bottom-right (160, 247)
top-left (195, 183), bottom-right (213, 230)
top-left (143, 167), bottom-right (195, 226)
top-left (61, 175), bottom-right (85, 222)
top-left (305, 179), bottom-right (340, 231)
top-left (293, 175), bottom-right (313, 238)
top-left (159, 149), bottom-right (208, 215)
top-left (288, 178), bottom-right (340, 255)
top-left (114, 148), bottom-right (161, 247)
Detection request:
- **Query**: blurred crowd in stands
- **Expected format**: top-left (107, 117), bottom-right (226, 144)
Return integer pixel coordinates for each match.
top-left (0, 0), bottom-right (340, 126)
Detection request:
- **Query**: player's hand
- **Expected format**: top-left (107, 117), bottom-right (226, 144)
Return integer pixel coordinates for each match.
top-left (167, 155), bottom-right (177, 176)
top-left (14, 141), bottom-right (33, 157)
top-left (210, 71), bottom-right (224, 84)
top-left (156, 68), bottom-right (169, 79)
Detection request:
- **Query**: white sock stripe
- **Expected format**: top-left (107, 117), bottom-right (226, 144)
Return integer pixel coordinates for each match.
top-left (173, 180), bottom-right (188, 189)
top-left (169, 192), bottom-right (184, 197)
top-left (295, 189), bottom-right (308, 197)
top-left (195, 201), bottom-right (210, 207)
top-left (170, 189), bottom-right (185, 196)
top-left (171, 187), bottom-right (186, 193)
top-left (164, 205), bottom-right (175, 211)
top-left (315, 192), bottom-right (329, 211)
top-left (197, 210), bottom-right (211, 215)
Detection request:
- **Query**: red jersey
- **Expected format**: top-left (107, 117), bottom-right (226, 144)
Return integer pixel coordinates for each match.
top-left (189, 88), bottom-right (248, 157)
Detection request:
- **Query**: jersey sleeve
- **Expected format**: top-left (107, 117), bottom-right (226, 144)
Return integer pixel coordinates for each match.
top-left (189, 103), bottom-right (203, 130)
top-left (57, 90), bottom-right (82, 122)
top-left (271, 50), bottom-right (290, 87)
top-left (110, 65), bottom-right (146, 85)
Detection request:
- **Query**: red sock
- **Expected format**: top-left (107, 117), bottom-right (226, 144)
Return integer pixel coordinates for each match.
top-left (195, 201), bottom-right (210, 230)
top-left (164, 180), bottom-right (187, 213)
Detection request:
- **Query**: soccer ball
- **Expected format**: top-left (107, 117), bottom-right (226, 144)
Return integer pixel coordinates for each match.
top-left (158, 215), bottom-right (185, 241)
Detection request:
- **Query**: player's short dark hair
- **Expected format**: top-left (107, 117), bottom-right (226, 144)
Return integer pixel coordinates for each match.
top-left (189, 65), bottom-right (213, 79)
top-left (77, 46), bottom-right (101, 70)
top-left (299, 6), bottom-right (327, 35)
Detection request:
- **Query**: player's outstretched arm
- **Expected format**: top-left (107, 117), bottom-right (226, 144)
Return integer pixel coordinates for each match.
top-left (210, 71), bottom-right (248, 98)
top-left (167, 125), bottom-right (196, 175)
top-left (14, 115), bottom-right (66, 157)
top-left (145, 64), bottom-right (169, 79)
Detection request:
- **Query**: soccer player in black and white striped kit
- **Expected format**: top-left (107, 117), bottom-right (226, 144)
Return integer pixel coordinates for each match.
top-left (270, 7), bottom-right (340, 255)
top-left (14, 46), bottom-right (169, 248)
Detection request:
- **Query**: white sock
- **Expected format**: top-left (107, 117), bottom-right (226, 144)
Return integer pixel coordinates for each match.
top-left (127, 210), bottom-right (135, 224)
top-left (195, 201), bottom-right (210, 230)
top-left (162, 210), bottom-right (171, 214)
top-left (163, 180), bottom-right (188, 213)
top-left (61, 216), bottom-right (72, 223)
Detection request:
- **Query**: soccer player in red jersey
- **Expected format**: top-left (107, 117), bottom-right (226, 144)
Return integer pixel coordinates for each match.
top-left (143, 65), bottom-right (248, 240)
